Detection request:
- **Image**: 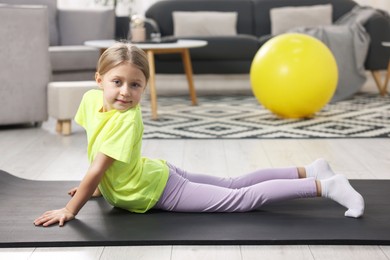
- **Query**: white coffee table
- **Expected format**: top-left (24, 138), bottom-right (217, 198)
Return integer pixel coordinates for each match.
top-left (85, 39), bottom-right (208, 119)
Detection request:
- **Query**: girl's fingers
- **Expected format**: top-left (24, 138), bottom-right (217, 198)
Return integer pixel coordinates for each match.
top-left (34, 214), bottom-right (49, 225)
top-left (42, 217), bottom-right (58, 227)
top-left (59, 216), bottom-right (65, 227)
top-left (35, 215), bottom-right (52, 226)
top-left (35, 208), bottom-right (74, 227)
top-left (34, 211), bottom-right (60, 226)
top-left (43, 214), bottom-right (64, 227)
top-left (68, 187), bottom-right (77, 197)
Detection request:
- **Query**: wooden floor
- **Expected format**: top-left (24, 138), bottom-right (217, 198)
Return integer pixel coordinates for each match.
top-left (0, 77), bottom-right (389, 259)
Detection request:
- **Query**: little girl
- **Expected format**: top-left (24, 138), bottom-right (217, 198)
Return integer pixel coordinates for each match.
top-left (34, 43), bottom-right (364, 227)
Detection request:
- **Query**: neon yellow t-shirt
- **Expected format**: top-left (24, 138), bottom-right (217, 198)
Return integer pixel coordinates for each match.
top-left (75, 89), bottom-right (169, 213)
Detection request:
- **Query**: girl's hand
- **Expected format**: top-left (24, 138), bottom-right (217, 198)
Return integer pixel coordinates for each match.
top-left (34, 208), bottom-right (75, 227)
top-left (68, 187), bottom-right (102, 198)
top-left (68, 187), bottom-right (78, 197)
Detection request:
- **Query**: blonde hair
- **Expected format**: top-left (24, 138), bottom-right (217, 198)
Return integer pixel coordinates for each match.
top-left (97, 42), bottom-right (150, 82)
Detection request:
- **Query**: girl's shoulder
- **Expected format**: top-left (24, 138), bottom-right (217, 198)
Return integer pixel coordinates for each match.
top-left (81, 89), bottom-right (103, 110)
top-left (83, 89), bottom-right (103, 102)
top-left (115, 105), bottom-right (142, 124)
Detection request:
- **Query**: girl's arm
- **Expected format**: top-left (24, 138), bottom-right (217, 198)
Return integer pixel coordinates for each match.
top-left (34, 152), bottom-right (114, 227)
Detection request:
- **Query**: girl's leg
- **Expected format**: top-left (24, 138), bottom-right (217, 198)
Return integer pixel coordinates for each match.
top-left (155, 164), bottom-right (364, 217)
top-left (167, 163), bottom-right (299, 189)
top-left (155, 167), bottom-right (317, 212)
top-left (167, 158), bottom-right (336, 190)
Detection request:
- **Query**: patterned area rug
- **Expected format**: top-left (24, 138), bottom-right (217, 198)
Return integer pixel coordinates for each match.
top-left (141, 93), bottom-right (390, 139)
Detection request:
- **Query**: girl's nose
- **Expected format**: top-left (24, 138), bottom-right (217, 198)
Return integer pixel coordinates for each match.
top-left (120, 85), bottom-right (130, 96)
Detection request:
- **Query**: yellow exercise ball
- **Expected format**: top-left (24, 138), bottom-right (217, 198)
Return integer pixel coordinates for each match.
top-left (250, 33), bottom-right (338, 118)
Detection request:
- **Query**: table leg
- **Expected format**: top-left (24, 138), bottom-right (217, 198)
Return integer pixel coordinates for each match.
top-left (372, 71), bottom-right (384, 96)
top-left (371, 61), bottom-right (390, 97)
top-left (56, 120), bottom-right (63, 134)
top-left (56, 120), bottom-right (71, 135)
top-left (146, 50), bottom-right (158, 120)
top-left (383, 60), bottom-right (390, 95)
top-left (181, 49), bottom-right (198, 105)
top-left (61, 120), bottom-right (72, 135)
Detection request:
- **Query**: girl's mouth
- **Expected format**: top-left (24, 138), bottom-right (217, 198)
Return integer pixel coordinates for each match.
top-left (116, 99), bottom-right (131, 104)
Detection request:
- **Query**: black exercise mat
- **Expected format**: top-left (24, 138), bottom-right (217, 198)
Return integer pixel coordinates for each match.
top-left (1, 170), bottom-right (389, 247)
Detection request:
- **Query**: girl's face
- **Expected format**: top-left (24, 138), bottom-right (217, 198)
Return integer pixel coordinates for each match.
top-left (96, 62), bottom-right (147, 112)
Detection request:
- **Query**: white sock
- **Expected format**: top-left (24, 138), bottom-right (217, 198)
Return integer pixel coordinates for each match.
top-left (305, 158), bottom-right (335, 180)
top-left (321, 174), bottom-right (365, 218)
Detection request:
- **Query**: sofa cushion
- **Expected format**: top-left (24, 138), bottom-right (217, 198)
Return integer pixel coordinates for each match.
top-left (173, 11), bottom-right (238, 37)
top-left (49, 46), bottom-right (100, 71)
top-left (252, 0), bottom-right (357, 37)
top-left (146, 0), bottom-right (255, 36)
top-left (270, 4), bottom-right (332, 35)
top-left (0, 0), bottom-right (59, 45)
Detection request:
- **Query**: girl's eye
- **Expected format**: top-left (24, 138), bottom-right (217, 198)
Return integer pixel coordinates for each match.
top-left (113, 80), bottom-right (121, 85)
top-left (131, 82), bottom-right (141, 88)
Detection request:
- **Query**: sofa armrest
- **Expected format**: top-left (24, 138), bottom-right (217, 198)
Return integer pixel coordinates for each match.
top-left (363, 12), bottom-right (390, 70)
top-left (58, 8), bottom-right (115, 46)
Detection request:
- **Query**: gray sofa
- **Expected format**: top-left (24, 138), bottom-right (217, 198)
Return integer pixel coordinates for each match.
top-left (0, 0), bottom-right (115, 81)
top-left (145, 0), bottom-right (390, 75)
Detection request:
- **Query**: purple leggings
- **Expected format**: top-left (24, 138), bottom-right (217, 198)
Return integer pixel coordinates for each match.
top-left (154, 163), bottom-right (317, 212)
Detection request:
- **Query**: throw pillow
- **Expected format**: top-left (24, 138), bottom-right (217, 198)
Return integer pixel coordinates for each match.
top-left (173, 11), bottom-right (238, 37)
top-left (270, 4), bottom-right (333, 35)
